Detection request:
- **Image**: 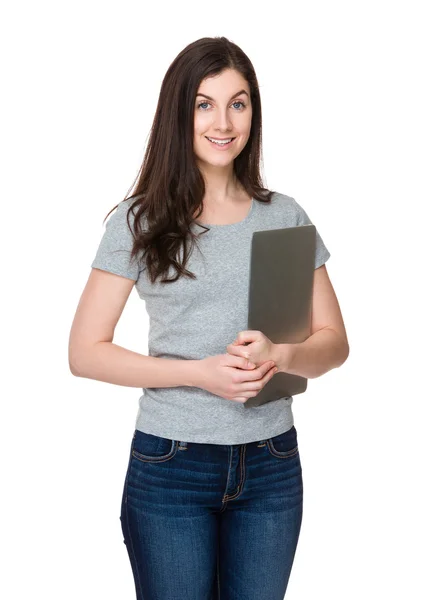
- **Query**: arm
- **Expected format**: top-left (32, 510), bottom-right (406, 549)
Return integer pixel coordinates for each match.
top-left (274, 327), bottom-right (349, 379)
top-left (71, 341), bottom-right (199, 388)
top-left (69, 268), bottom-right (199, 388)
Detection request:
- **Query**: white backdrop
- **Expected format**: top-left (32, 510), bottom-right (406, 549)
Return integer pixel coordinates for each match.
top-left (2, 1), bottom-right (431, 598)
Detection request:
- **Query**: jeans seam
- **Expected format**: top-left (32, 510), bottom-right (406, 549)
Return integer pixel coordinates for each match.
top-left (131, 440), bottom-right (179, 463)
top-left (223, 444), bottom-right (246, 501)
top-left (267, 441), bottom-right (299, 459)
top-left (124, 435), bottom-right (144, 600)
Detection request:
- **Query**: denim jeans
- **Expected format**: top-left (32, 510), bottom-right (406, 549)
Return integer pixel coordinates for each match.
top-left (120, 425), bottom-right (303, 600)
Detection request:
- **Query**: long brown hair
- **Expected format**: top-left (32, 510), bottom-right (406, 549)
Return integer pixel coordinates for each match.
top-left (103, 36), bottom-right (276, 284)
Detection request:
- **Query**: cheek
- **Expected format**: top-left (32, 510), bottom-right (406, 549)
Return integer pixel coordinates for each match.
top-left (239, 113), bottom-right (252, 134)
top-left (194, 112), bottom-right (212, 133)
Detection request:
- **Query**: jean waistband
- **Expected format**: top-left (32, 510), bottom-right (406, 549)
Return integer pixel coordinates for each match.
top-left (177, 440), bottom-right (268, 449)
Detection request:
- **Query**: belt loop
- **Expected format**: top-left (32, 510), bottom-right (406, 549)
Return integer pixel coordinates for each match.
top-left (178, 440), bottom-right (188, 448)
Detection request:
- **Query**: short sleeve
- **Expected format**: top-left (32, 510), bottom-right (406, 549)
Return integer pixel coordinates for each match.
top-left (293, 198), bottom-right (331, 269)
top-left (91, 200), bottom-right (144, 281)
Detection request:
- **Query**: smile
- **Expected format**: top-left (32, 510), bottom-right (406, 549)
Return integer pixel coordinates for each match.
top-left (205, 136), bottom-right (236, 149)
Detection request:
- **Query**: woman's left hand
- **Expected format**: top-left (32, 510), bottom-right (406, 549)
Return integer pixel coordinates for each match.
top-left (226, 330), bottom-right (277, 368)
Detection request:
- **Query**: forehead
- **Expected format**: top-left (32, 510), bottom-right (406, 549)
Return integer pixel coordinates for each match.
top-left (197, 69), bottom-right (250, 96)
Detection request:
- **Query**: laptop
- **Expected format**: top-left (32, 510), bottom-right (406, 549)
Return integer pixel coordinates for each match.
top-left (244, 224), bottom-right (316, 408)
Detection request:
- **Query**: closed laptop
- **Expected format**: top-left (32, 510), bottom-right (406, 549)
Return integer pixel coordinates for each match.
top-left (244, 224), bottom-right (316, 408)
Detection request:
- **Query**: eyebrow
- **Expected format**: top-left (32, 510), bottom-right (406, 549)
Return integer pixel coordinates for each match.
top-left (196, 89), bottom-right (249, 102)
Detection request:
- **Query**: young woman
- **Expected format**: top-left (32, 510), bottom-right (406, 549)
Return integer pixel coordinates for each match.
top-left (69, 36), bottom-right (349, 600)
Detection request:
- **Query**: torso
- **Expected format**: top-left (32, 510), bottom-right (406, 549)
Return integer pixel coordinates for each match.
top-left (193, 192), bottom-right (253, 226)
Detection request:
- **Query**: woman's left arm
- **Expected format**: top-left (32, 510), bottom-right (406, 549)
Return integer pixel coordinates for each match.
top-left (274, 327), bottom-right (349, 379)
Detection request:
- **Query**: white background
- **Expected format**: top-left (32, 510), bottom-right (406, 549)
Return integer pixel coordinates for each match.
top-left (2, 1), bottom-right (431, 598)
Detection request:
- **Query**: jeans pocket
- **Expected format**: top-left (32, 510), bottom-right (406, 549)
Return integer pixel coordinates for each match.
top-left (131, 429), bottom-right (179, 463)
top-left (267, 425), bottom-right (299, 459)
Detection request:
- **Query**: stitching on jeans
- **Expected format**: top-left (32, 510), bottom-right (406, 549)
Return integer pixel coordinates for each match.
top-left (131, 440), bottom-right (179, 463)
top-left (221, 445), bottom-right (233, 502)
top-left (267, 440), bottom-right (299, 459)
top-left (223, 444), bottom-right (246, 500)
top-left (124, 498), bottom-right (144, 599)
top-left (124, 441), bottom-right (144, 599)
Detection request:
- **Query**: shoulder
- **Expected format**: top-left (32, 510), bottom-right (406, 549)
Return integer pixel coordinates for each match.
top-left (267, 191), bottom-right (304, 222)
top-left (106, 196), bottom-right (146, 230)
top-left (113, 196), bottom-right (139, 217)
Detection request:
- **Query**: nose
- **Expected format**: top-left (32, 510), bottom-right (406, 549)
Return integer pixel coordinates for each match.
top-left (213, 108), bottom-right (232, 132)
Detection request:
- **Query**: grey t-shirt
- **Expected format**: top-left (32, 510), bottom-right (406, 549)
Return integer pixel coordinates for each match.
top-left (90, 192), bottom-right (331, 444)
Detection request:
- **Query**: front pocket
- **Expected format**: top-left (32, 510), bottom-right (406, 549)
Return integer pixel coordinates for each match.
top-left (267, 426), bottom-right (299, 459)
top-left (131, 429), bottom-right (178, 463)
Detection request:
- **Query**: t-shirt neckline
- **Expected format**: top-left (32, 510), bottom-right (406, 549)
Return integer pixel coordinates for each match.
top-left (193, 197), bottom-right (255, 230)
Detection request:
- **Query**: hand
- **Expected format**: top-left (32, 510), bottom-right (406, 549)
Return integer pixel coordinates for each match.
top-left (197, 352), bottom-right (278, 404)
top-left (226, 330), bottom-right (278, 369)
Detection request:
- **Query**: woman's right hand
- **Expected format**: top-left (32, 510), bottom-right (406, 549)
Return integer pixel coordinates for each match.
top-left (196, 353), bottom-right (278, 403)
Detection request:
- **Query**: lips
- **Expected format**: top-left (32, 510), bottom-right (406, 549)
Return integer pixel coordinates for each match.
top-left (206, 136), bottom-right (235, 141)
top-left (205, 136), bottom-right (236, 148)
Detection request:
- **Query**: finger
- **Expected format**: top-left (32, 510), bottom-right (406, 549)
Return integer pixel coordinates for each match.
top-left (241, 360), bottom-right (274, 381)
top-left (235, 364), bottom-right (276, 397)
top-left (225, 353), bottom-right (256, 370)
top-left (266, 365), bottom-right (278, 379)
top-left (261, 360), bottom-right (276, 376)
top-left (227, 343), bottom-right (251, 360)
top-left (255, 363), bottom-right (277, 386)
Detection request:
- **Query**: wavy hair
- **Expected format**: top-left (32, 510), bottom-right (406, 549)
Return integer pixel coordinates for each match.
top-left (103, 36), bottom-right (276, 284)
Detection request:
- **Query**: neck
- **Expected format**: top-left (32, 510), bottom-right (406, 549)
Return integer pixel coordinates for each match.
top-left (201, 171), bottom-right (243, 205)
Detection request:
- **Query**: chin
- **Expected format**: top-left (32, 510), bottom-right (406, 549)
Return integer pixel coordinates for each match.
top-left (202, 156), bottom-right (235, 167)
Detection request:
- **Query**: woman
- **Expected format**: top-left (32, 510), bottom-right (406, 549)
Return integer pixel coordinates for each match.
top-left (69, 36), bottom-right (349, 600)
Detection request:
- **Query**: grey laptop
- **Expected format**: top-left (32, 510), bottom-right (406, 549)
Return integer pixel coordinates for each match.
top-left (244, 224), bottom-right (316, 408)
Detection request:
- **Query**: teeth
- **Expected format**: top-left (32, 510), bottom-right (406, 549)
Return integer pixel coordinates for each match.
top-left (207, 137), bottom-right (234, 145)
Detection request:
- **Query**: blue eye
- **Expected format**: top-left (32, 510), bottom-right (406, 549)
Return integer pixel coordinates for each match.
top-left (197, 100), bottom-right (246, 111)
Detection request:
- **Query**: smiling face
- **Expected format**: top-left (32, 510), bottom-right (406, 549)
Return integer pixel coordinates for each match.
top-left (193, 68), bottom-right (253, 171)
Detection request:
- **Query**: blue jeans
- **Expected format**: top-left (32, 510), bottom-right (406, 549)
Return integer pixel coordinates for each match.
top-left (120, 425), bottom-right (303, 600)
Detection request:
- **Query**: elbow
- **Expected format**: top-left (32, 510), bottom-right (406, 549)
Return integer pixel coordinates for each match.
top-left (69, 340), bottom-right (103, 377)
top-left (69, 362), bottom-right (81, 377)
top-left (68, 346), bottom-right (87, 377)
top-left (328, 330), bottom-right (350, 369)
top-left (339, 342), bottom-right (350, 367)
top-left (69, 357), bottom-right (83, 377)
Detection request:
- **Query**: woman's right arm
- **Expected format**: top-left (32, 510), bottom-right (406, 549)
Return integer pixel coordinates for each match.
top-left (68, 268), bottom-right (199, 388)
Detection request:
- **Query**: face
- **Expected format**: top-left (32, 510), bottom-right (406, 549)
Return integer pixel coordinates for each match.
top-left (193, 68), bottom-right (252, 170)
